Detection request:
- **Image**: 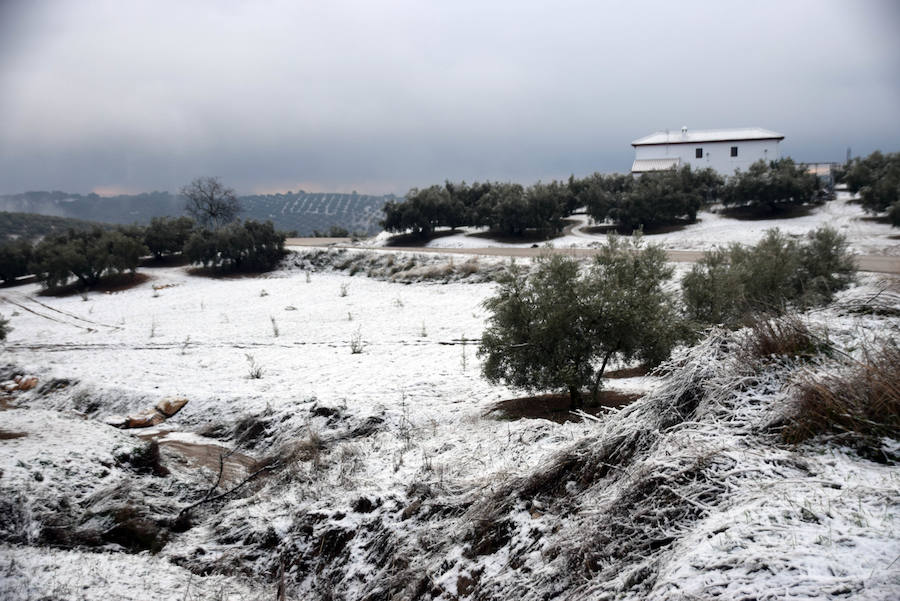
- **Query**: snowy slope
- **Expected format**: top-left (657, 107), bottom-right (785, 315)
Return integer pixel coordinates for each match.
top-left (0, 249), bottom-right (898, 600)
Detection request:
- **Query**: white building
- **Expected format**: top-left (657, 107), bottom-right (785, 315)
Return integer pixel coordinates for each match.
top-left (631, 127), bottom-right (784, 177)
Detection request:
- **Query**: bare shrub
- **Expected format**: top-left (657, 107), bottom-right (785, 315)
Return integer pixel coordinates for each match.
top-left (458, 257), bottom-right (480, 275)
top-left (780, 342), bottom-right (900, 451)
top-left (245, 353), bottom-right (263, 379)
top-left (738, 315), bottom-right (829, 365)
top-left (339, 283), bottom-right (349, 297)
top-left (350, 327), bottom-right (364, 354)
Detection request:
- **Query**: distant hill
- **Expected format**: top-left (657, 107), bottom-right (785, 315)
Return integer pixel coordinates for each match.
top-left (0, 211), bottom-right (113, 242)
top-left (0, 190), bottom-right (392, 236)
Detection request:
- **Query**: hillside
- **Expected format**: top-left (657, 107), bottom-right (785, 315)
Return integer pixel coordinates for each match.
top-left (0, 244), bottom-right (897, 600)
top-left (0, 211), bottom-right (113, 241)
top-left (0, 190), bottom-right (391, 236)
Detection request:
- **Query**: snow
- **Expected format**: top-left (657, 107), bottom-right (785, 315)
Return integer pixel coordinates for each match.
top-left (1, 235), bottom-right (898, 600)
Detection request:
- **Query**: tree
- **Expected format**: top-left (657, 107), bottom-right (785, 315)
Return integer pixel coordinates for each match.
top-left (181, 177), bottom-right (241, 229)
top-left (844, 151), bottom-right (900, 224)
top-left (610, 167), bottom-right (709, 231)
top-left (30, 228), bottom-right (148, 289)
top-left (721, 158), bottom-right (819, 214)
top-left (0, 239), bottom-right (34, 284)
top-left (144, 216), bottom-right (195, 259)
top-left (682, 227), bottom-right (856, 327)
top-left (183, 220), bottom-right (286, 272)
top-left (479, 236), bottom-right (681, 409)
top-left (0, 313), bottom-right (9, 341)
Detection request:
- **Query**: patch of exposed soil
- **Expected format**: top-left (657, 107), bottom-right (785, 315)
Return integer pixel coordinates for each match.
top-left (382, 229), bottom-right (460, 247)
top-left (486, 390), bottom-right (641, 423)
top-left (720, 204), bottom-right (817, 221)
top-left (140, 255), bottom-right (191, 268)
top-left (185, 266), bottom-right (274, 280)
top-left (0, 429), bottom-right (27, 439)
top-left (606, 365), bottom-right (651, 379)
top-left (39, 272), bottom-right (152, 297)
top-left (582, 222), bottom-right (691, 236)
top-left (467, 222), bottom-right (574, 244)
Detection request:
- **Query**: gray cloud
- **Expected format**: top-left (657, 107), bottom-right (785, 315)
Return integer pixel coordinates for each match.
top-left (1, 0), bottom-right (898, 195)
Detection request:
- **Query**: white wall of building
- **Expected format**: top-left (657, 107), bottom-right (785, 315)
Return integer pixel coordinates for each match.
top-left (634, 138), bottom-right (781, 176)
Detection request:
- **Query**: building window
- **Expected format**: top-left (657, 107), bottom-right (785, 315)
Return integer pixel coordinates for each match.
top-left (731, 146), bottom-right (738, 157)
top-left (695, 148), bottom-right (703, 159)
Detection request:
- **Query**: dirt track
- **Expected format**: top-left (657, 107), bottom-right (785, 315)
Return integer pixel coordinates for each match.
top-left (286, 239), bottom-right (900, 275)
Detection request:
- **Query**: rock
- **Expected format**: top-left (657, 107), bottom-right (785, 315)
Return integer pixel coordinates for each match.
top-left (104, 415), bottom-right (129, 428)
top-left (124, 411), bottom-right (165, 428)
top-left (2, 376), bottom-right (38, 392)
top-left (156, 398), bottom-right (188, 418)
top-left (16, 376), bottom-right (38, 391)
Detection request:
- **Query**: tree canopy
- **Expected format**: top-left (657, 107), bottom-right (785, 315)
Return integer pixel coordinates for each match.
top-left (181, 177), bottom-right (241, 230)
top-left (843, 151), bottom-right (900, 226)
top-left (720, 158), bottom-right (819, 213)
top-left (479, 237), bottom-right (682, 409)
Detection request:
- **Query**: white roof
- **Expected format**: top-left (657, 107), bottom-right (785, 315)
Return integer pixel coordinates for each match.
top-left (631, 157), bottom-right (681, 172)
top-left (632, 127), bottom-right (784, 146)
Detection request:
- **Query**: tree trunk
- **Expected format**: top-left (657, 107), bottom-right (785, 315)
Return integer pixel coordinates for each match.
top-left (591, 350), bottom-right (615, 404)
top-left (568, 386), bottom-right (583, 411)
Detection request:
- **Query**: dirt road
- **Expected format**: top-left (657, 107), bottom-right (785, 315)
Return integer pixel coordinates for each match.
top-left (286, 239), bottom-right (900, 275)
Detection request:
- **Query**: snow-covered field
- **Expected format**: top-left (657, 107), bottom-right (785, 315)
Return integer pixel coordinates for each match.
top-left (368, 193), bottom-right (899, 257)
top-left (1, 239), bottom-right (899, 599)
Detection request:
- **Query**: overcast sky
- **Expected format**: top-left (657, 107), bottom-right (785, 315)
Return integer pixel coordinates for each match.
top-left (1, 0), bottom-right (898, 196)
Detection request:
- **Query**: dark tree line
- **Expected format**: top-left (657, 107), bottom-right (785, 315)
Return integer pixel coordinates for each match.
top-left (384, 168), bottom-right (726, 238)
top-left (575, 167), bottom-right (723, 231)
top-left (0, 217), bottom-right (286, 289)
top-left (382, 180), bottom-right (577, 238)
top-left (385, 158), bottom-right (824, 239)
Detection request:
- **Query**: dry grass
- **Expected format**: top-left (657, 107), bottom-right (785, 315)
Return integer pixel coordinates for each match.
top-left (781, 342), bottom-right (900, 452)
top-left (739, 314), bottom-right (829, 365)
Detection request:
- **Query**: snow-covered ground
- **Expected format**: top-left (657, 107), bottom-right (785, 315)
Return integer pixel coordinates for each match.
top-left (1, 245), bottom-right (899, 599)
top-left (368, 193), bottom-right (899, 257)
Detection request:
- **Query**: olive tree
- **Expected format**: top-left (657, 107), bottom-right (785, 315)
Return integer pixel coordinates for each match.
top-left (479, 236), bottom-right (682, 409)
top-left (30, 228), bottom-right (147, 289)
top-left (721, 158), bottom-right (818, 214)
top-left (144, 216), bottom-right (195, 259)
top-left (682, 226), bottom-right (856, 327)
top-left (181, 177), bottom-right (241, 229)
top-left (0, 239), bottom-right (34, 284)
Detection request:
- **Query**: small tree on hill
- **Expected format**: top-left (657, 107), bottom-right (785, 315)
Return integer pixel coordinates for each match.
top-left (479, 236), bottom-right (682, 409)
top-left (182, 177), bottom-right (241, 229)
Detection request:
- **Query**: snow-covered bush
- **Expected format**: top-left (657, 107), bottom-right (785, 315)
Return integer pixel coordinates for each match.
top-left (682, 226), bottom-right (855, 327)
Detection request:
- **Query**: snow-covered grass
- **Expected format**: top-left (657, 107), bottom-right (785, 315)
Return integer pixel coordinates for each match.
top-left (1, 248), bottom-right (898, 600)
